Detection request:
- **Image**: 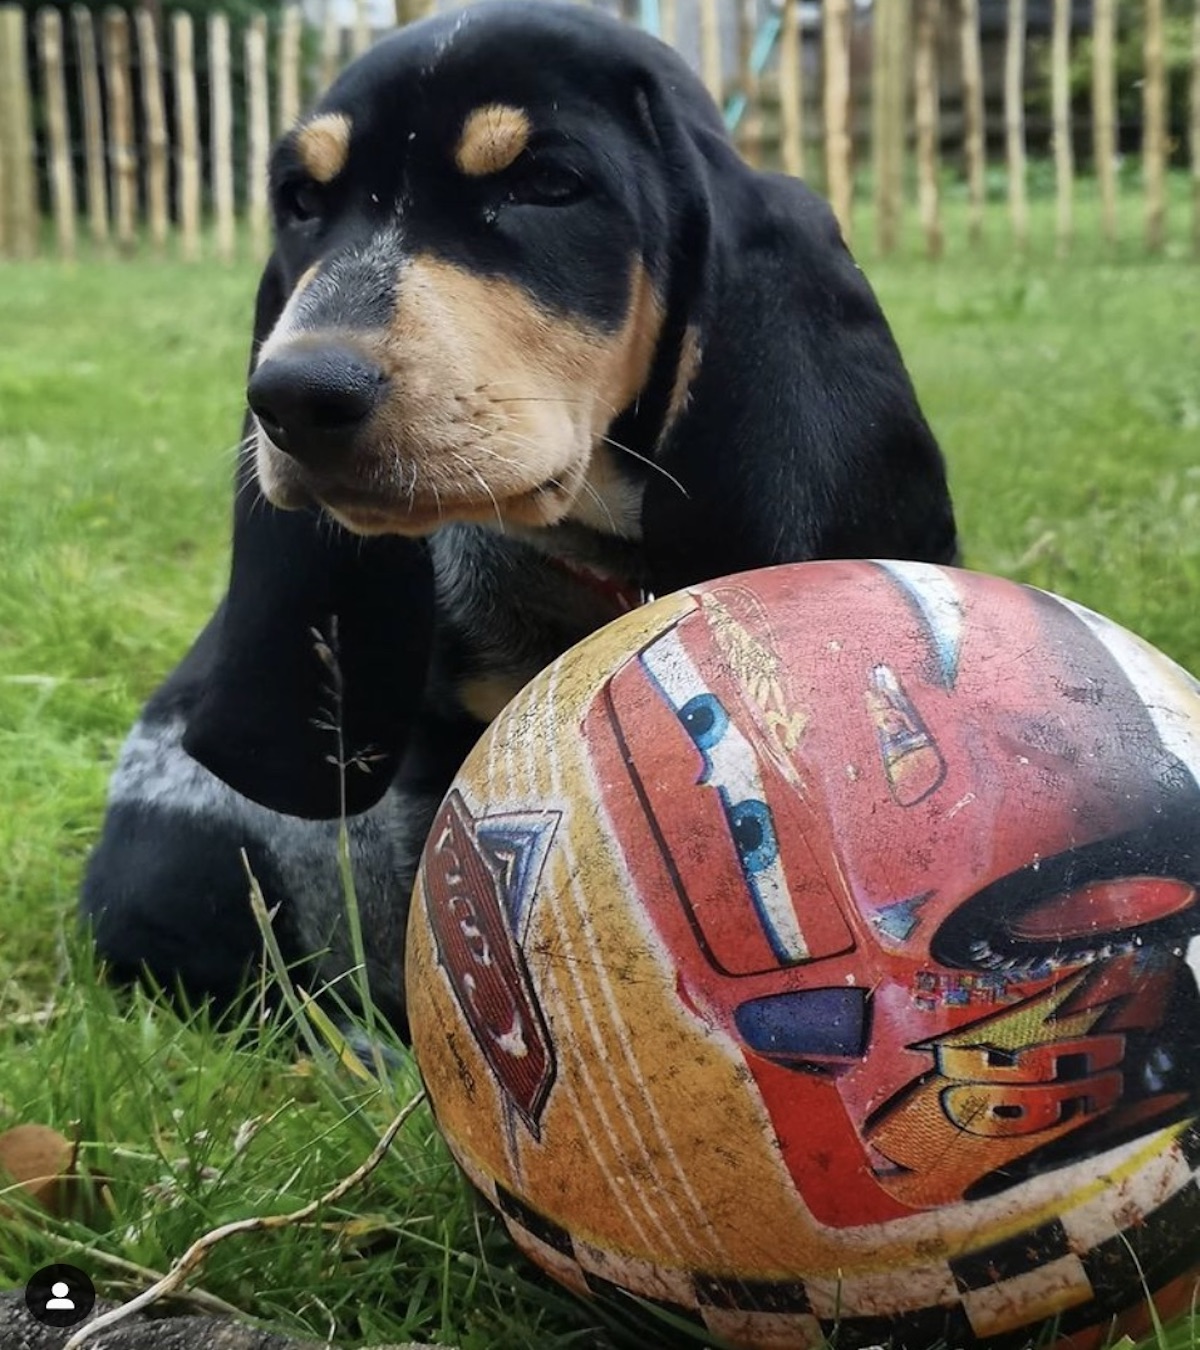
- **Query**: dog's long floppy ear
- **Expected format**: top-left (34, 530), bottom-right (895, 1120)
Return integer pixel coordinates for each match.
top-left (635, 79), bottom-right (959, 597)
top-left (181, 255), bottom-right (436, 820)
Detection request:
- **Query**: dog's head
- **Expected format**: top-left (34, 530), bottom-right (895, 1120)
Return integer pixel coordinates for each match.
top-left (248, 1), bottom-right (723, 542)
top-left (185, 0), bottom-right (957, 821)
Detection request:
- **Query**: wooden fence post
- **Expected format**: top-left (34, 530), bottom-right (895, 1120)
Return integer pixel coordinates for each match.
top-left (1192, 0), bottom-right (1200, 256)
top-left (822, 0), bottom-right (853, 243)
top-left (0, 5), bottom-right (38, 258)
top-left (209, 12), bottom-right (235, 262)
top-left (320, 0), bottom-right (341, 91)
top-left (136, 8), bottom-right (170, 253)
top-left (173, 10), bottom-right (201, 261)
top-left (0, 14), bottom-right (5, 258)
top-left (914, 0), bottom-right (942, 259)
top-left (1144, 0), bottom-right (1167, 253)
top-left (660, 0), bottom-right (677, 47)
top-left (959, 0), bottom-right (985, 247)
top-left (103, 8), bottom-right (137, 252)
top-left (737, 0), bottom-right (762, 166)
top-left (1093, 0), bottom-right (1118, 247)
top-left (73, 6), bottom-right (109, 249)
top-left (21, 0), bottom-right (1180, 264)
top-left (246, 15), bottom-right (271, 259)
top-left (872, 0), bottom-right (906, 256)
top-left (1004, 0), bottom-right (1028, 251)
top-left (0, 107), bottom-right (5, 256)
top-left (700, 0), bottom-right (722, 108)
top-left (778, 0), bottom-right (804, 178)
top-left (352, 0), bottom-right (370, 58)
top-left (1051, 0), bottom-right (1073, 257)
top-left (39, 7), bottom-right (78, 260)
top-left (278, 5), bottom-right (302, 135)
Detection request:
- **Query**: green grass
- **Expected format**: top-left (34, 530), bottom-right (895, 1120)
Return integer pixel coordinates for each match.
top-left (2, 183), bottom-right (1200, 1349)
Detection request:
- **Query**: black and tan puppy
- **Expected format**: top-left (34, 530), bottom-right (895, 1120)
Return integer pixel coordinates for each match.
top-left (81, 0), bottom-right (958, 1033)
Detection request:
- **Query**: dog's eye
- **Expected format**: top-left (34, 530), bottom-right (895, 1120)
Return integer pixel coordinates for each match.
top-left (278, 178), bottom-right (324, 224)
top-left (508, 161), bottom-right (588, 208)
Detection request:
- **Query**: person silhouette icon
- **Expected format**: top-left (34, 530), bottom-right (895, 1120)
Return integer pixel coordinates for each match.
top-left (26, 1263), bottom-right (95, 1326)
top-left (45, 1281), bottom-right (75, 1311)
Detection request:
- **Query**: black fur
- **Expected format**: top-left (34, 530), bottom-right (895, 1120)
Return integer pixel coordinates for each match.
top-left (81, 1), bottom-right (957, 1032)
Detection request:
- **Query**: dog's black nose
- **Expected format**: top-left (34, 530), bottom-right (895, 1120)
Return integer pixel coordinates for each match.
top-left (248, 346), bottom-right (385, 468)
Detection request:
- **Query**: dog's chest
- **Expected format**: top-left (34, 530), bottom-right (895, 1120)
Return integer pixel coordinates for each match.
top-left (428, 523), bottom-right (648, 726)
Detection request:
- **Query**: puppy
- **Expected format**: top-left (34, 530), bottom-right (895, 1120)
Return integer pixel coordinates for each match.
top-left (81, 0), bottom-right (958, 1034)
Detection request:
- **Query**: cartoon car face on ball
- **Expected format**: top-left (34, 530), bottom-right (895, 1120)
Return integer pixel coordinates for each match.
top-left (584, 562), bottom-right (1200, 1226)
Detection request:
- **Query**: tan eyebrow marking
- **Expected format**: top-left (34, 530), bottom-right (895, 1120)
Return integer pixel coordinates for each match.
top-left (454, 104), bottom-right (532, 177)
top-left (295, 112), bottom-right (353, 184)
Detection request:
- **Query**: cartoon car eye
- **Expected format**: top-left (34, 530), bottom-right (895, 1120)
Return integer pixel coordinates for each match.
top-left (725, 798), bottom-right (778, 875)
top-left (678, 692), bottom-right (729, 757)
top-left (640, 632), bottom-right (809, 966)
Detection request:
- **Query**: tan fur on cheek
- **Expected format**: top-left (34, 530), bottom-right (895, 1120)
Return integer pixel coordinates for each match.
top-left (572, 444), bottom-right (645, 538)
top-left (390, 257), bottom-right (663, 452)
top-left (295, 113), bottom-right (353, 184)
top-left (454, 104), bottom-right (531, 177)
top-left (657, 324), bottom-right (702, 448)
top-left (371, 256), bottom-right (605, 496)
top-left (600, 262), bottom-right (664, 433)
top-left (341, 254), bottom-right (663, 529)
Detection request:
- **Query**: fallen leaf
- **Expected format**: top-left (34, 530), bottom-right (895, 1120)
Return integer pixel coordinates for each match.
top-left (0, 1122), bottom-right (75, 1216)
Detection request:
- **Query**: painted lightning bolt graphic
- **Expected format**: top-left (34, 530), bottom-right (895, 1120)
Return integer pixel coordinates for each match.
top-left (867, 965), bottom-right (1174, 1208)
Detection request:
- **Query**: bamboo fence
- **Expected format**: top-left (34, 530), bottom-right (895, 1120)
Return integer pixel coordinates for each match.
top-left (1004, 0), bottom-right (1027, 249)
top-left (0, 0), bottom-right (1198, 262)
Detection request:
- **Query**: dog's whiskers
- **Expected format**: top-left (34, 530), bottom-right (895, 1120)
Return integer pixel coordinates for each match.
top-left (460, 430), bottom-right (527, 474)
top-left (233, 465), bottom-right (266, 517)
top-left (222, 429), bottom-right (257, 464)
top-left (468, 397), bottom-right (689, 503)
top-left (465, 425), bottom-right (627, 531)
top-left (485, 393), bottom-right (586, 407)
top-left (449, 450), bottom-right (505, 532)
top-left (573, 474), bottom-right (617, 532)
top-left (598, 433), bottom-right (689, 499)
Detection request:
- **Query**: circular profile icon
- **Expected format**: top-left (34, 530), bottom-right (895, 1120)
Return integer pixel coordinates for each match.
top-left (24, 1264), bottom-right (95, 1328)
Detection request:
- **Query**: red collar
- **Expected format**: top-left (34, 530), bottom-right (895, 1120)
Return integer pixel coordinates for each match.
top-left (547, 556), bottom-right (646, 616)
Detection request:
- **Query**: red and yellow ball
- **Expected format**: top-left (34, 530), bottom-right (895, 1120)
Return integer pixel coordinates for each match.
top-left (408, 560), bottom-right (1200, 1349)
